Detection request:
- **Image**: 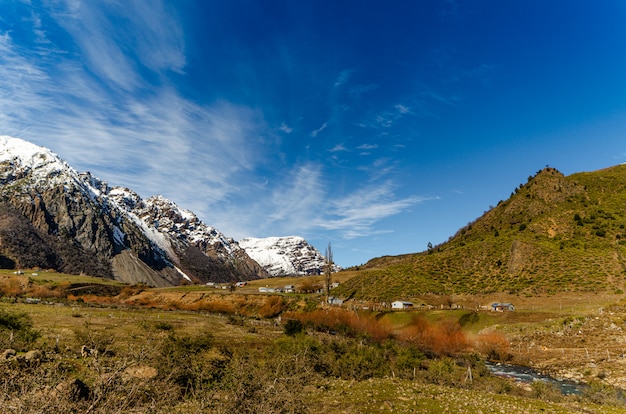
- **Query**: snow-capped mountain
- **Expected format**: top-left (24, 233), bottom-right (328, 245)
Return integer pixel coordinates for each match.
top-left (0, 136), bottom-right (267, 286)
top-left (240, 236), bottom-right (339, 277)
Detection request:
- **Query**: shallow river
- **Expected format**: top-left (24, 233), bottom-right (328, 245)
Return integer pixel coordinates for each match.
top-left (485, 362), bottom-right (586, 395)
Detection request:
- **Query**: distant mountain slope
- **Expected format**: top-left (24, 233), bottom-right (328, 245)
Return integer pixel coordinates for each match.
top-left (0, 136), bottom-right (267, 286)
top-left (239, 236), bottom-right (338, 276)
top-left (335, 166), bottom-right (626, 301)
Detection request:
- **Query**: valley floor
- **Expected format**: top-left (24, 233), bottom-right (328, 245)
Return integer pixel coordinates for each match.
top-left (2, 271), bottom-right (626, 412)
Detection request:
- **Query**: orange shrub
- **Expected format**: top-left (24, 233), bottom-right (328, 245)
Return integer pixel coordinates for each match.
top-left (397, 315), bottom-right (469, 357)
top-left (473, 331), bottom-right (511, 361)
top-left (26, 283), bottom-right (68, 298)
top-left (285, 308), bottom-right (392, 342)
top-left (257, 296), bottom-right (285, 318)
top-left (0, 277), bottom-right (25, 297)
top-left (183, 299), bottom-right (236, 314)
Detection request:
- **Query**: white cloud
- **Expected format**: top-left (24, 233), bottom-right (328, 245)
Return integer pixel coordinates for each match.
top-left (395, 104), bottom-right (411, 114)
top-left (334, 69), bottom-right (354, 87)
top-left (310, 122), bottom-right (328, 137)
top-left (218, 162), bottom-right (429, 242)
top-left (279, 122), bottom-right (293, 133)
top-left (328, 144), bottom-right (347, 153)
top-left (357, 144), bottom-right (378, 150)
top-left (319, 183), bottom-right (431, 239)
top-left (49, 0), bottom-right (185, 91)
top-left (0, 4), bottom-right (267, 210)
top-left (0, 2), bottom-right (430, 249)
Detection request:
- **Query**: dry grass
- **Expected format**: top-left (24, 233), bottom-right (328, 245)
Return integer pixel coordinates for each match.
top-left (2, 293), bottom-right (626, 413)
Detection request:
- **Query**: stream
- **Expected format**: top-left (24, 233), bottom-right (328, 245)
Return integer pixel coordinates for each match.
top-left (485, 362), bottom-right (587, 395)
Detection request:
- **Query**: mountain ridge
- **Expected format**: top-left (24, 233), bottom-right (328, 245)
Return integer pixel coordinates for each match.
top-left (0, 135), bottom-right (331, 285)
top-left (335, 165), bottom-right (626, 301)
top-left (0, 137), bottom-right (299, 285)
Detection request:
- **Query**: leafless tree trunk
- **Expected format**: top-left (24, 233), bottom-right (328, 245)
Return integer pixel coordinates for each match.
top-left (325, 242), bottom-right (333, 303)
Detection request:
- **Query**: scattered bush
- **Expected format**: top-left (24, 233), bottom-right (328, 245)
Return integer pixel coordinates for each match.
top-left (584, 380), bottom-right (625, 406)
top-left (0, 308), bottom-right (40, 350)
top-left (283, 319), bottom-right (303, 336)
top-left (154, 321), bottom-right (173, 331)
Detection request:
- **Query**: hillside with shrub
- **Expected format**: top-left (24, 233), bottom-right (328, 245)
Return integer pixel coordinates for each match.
top-left (335, 165), bottom-right (626, 301)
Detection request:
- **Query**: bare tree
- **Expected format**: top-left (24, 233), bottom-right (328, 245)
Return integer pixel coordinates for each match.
top-left (325, 242), bottom-right (333, 303)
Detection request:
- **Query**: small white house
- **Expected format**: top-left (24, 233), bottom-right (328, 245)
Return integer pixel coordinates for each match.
top-left (328, 296), bottom-right (343, 306)
top-left (391, 301), bottom-right (414, 310)
top-left (284, 285), bottom-right (296, 293)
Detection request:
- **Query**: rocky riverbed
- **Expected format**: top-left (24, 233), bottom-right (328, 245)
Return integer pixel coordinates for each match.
top-left (505, 304), bottom-right (626, 390)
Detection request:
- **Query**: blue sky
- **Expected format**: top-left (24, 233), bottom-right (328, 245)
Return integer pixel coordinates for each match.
top-left (1, 1), bottom-right (626, 267)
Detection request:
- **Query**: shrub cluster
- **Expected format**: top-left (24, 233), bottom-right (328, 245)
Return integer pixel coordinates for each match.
top-left (286, 309), bottom-right (472, 357)
top-left (0, 308), bottom-right (40, 350)
top-left (284, 308), bottom-right (392, 343)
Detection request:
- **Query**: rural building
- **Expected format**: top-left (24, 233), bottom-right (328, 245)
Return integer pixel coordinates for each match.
top-left (259, 287), bottom-right (281, 293)
top-left (491, 302), bottom-right (515, 312)
top-left (328, 296), bottom-right (343, 306)
top-left (391, 301), bottom-right (414, 310)
top-left (284, 285), bottom-right (295, 293)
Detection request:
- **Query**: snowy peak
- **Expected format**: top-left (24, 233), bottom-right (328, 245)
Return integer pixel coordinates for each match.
top-left (240, 236), bottom-right (338, 277)
top-left (0, 136), bottom-right (75, 187)
top-left (0, 135), bottom-right (267, 285)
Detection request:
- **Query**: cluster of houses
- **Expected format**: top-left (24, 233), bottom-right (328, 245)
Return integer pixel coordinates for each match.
top-left (388, 300), bottom-right (515, 312)
top-left (258, 285), bottom-right (296, 293)
top-left (203, 280), bottom-right (515, 313)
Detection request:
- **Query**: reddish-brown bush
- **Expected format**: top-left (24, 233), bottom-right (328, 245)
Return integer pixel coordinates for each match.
top-left (284, 308), bottom-right (393, 342)
top-left (26, 282), bottom-right (68, 298)
top-left (257, 296), bottom-right (285, 318)
top-left (397, 315), bottom-right (469, 357)
top-left (473, 331), bottom-right (511, 361)
top-left (0, 276), bottom-right (25, 297)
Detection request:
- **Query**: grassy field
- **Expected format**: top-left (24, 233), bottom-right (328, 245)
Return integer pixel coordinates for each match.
top-left (1, 271), bottom-right (626, 412)
top-left (2, 299), bottom-right (626, 413)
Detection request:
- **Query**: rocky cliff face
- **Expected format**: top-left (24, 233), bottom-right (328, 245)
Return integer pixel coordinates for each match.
top-left (0, 136), bottom-right (267, 286)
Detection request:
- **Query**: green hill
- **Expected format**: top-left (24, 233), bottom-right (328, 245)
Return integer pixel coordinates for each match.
top-left (335, 165), bottom-right (626, 302)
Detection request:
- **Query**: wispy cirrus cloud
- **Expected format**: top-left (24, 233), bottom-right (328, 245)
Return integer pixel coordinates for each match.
top-left (365, 103), bottom-right (414, 129)
top-left (328, 144), bottom-right (348, 153)
top-left (320, 182), bottom-right (432, 239)
top-left (395, 104), bottom-right (412, 114)
top-left (278, 122), bottom-right (293, 133)
top-left (51, 0), bottom-right (185, 90)
top-left (233, 163), bottom-right (430, 239)
top-left (0, 1), bottom-right (432, 256)
top-left (310, 122), bottom-right (328, 137)
top-left (334, 69), bottom-right (355, 87)
top-left (0, 1), bottom-right (268, 212)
